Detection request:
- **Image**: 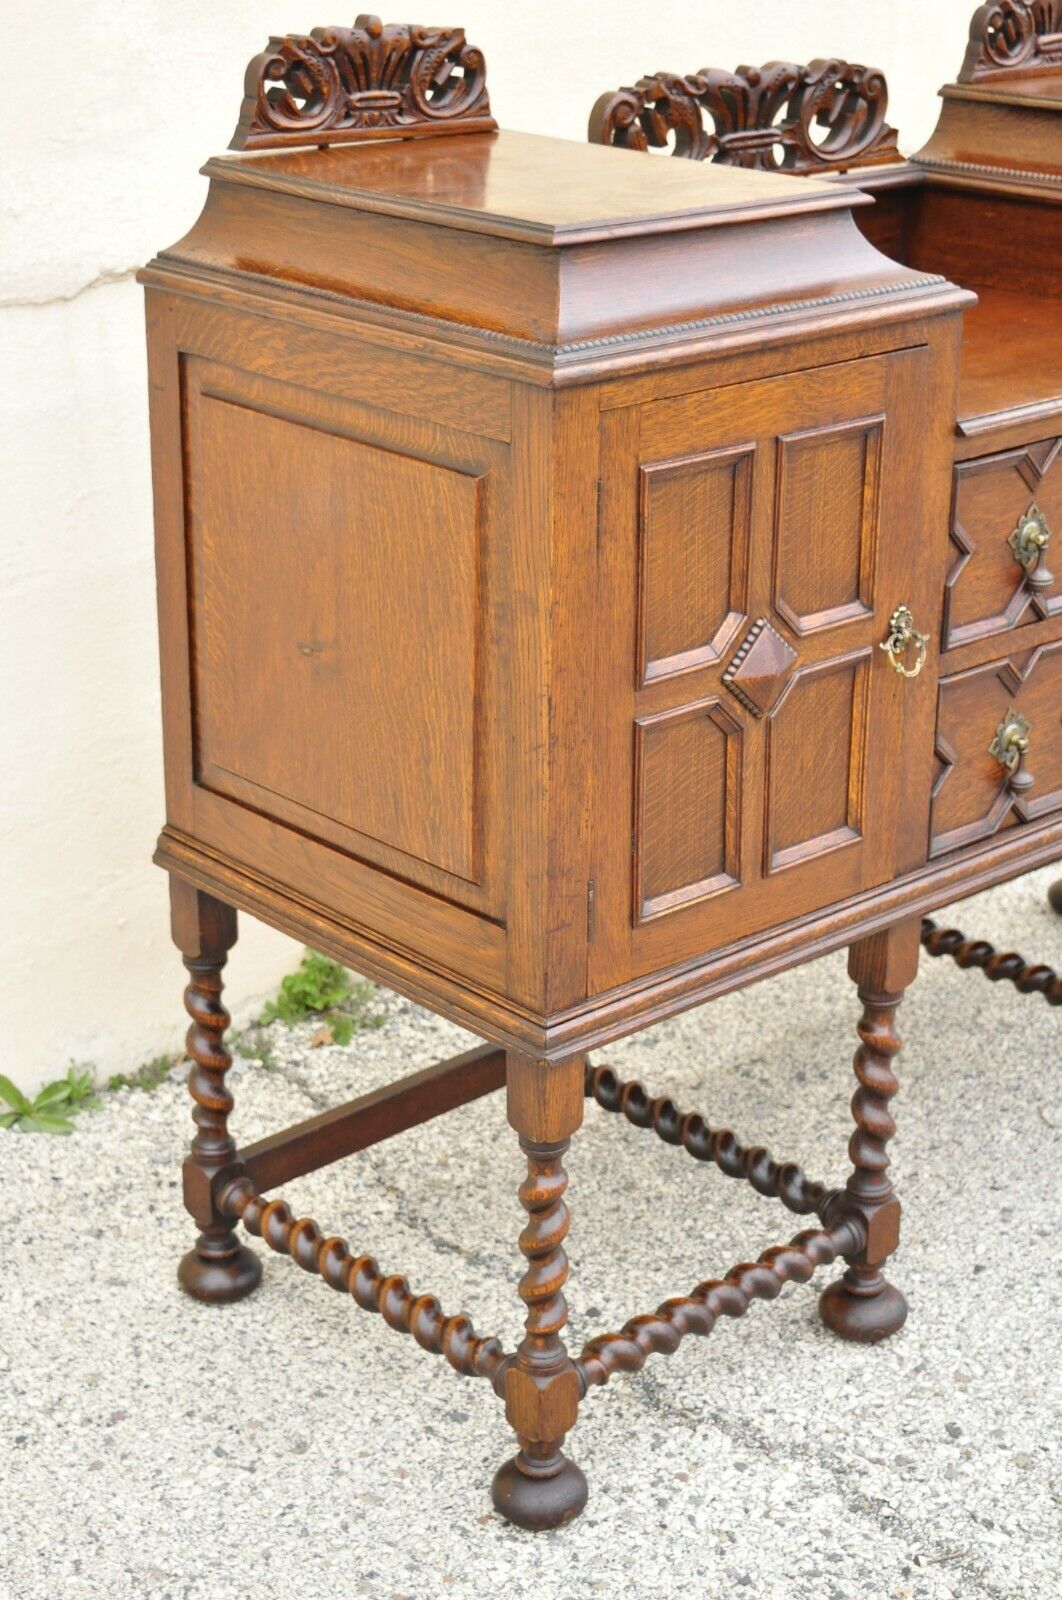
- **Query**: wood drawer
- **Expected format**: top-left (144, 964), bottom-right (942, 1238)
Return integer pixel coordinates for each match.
top-left (944, 437), bottom-right (1061, 650)
top-left (930, 639), bottom-right (1062, 858)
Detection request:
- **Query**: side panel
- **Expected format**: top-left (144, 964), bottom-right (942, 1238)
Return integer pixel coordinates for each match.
top-left (148, 295), bottom-right (516, 992)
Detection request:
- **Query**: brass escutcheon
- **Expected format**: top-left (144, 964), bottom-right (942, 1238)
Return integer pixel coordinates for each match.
top-left (989, 707), bottom-right (1031, 775)
top-left (880, 605), bottom-right (928, 679)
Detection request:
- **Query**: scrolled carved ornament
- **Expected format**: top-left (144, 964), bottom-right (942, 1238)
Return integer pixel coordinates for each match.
top-left (589, 59), bottom-right (901, 173)
top-left (230, 14), bottom-right (495, 151)
top-left (958, 1), bottom-right (1062, 81)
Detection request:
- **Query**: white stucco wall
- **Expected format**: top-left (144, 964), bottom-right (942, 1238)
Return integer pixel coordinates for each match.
top-left (1, 2), bottom-right (977, 1090)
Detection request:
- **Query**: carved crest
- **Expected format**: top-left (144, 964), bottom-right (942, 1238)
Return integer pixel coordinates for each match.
top-left (230, 14), bottom-right (495, 151)
top-left (589, 59), bottom-right (901, 174)
top-left (958, 1), bottom-right (1062, 82)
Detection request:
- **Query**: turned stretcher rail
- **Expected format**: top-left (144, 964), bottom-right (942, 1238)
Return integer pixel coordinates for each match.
top-left (584, 1062), bottom-right (837, 1217)
top-left (577, 1215), bottom-right (864, 1389)
top-left (921, 917), bottom-right (1061, 1005)
top-left (220, 1174), bottom-right (510, 1382)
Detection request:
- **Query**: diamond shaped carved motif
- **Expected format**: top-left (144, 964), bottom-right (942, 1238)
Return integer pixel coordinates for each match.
top-left (722, 618), bottom-right (797, 718)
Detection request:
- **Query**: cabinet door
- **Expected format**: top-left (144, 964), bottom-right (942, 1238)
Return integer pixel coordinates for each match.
top-left (590, 348), bottom-right (939, 988)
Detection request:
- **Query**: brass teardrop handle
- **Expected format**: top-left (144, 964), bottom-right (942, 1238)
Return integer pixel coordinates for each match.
top-left (880, 605), bottom-right (928, 678)
top-left (989, 707), bottom-right (1034, 795)
top-left (1008, 505), bottom-right (1054, 596)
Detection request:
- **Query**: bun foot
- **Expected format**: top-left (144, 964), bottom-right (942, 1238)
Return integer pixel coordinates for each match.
top-left (491, 1450), bottom-right (588, 1531)
top-left (179, 1237), bottom-right (262, 1304)
top-left (1048, 878), bottom-right (1062, 915)
top-left (819, 1272), bottom-right (907, 1343)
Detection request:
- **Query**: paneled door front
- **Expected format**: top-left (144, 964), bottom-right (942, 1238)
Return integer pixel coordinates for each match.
top-left (589, 347), bottom-right (940, 989)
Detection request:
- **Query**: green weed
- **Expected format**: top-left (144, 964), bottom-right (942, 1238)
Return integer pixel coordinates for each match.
top-left (259, 948), bottom-right (383, 1044)
top-left (105, 1054), bottom-right (180, 1094)
top-left (0, 1065), bottom-right (100, 1135)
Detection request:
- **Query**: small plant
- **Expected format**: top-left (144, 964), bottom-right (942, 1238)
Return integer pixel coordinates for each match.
top-left (232, 1029), bottom-right (278, 1070)
top-left (0, 1065), bottom-right (100, 1135)
top-left (106, 1054), bottom-right (180, 1094)
top-left (259, 948), bottom-right (383, 1045)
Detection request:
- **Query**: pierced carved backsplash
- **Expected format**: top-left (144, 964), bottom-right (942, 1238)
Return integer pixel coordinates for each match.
top-left (958, 1), bottom-right (1062, 82)
top-left (588, 59), bottom-right (901, 174)
top-left (230, 14), bottom-right (495, 151)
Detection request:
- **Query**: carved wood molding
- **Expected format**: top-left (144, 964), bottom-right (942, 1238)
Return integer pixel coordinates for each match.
top-left (958, 1), bottom-right (1062, 83)
top-left (230, 14), bottom-right (495, 151)
top-left (589, 59), bottom-right (901, 174)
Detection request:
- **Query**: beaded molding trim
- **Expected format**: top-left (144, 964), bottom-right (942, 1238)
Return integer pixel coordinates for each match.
top-left (916, 153), bottom-right (1062, 188)
top-left (158, 254), bottom-right (948, 359)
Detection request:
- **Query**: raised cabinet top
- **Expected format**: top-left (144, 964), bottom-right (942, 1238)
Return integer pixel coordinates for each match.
top-left (151, 118), bottom-right (971, 382)
top-left (205, 127), bottom-right (856, 245)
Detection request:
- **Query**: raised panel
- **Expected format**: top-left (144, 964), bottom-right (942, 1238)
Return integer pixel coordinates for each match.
top-left (945, 438), bottom-right (1061, 650)
top-left (190, 388), bottom-right (485, 886)
top-left (931, 642), bottom-right (1062, 857)
top-left (773, 416), bottom-right (883, 635)
top-left (633, 699), bottom-right (742, 921)
top-left (637, 445), bottom-right (752, 683)
top-left (765, 652), bottom-right (870, 873)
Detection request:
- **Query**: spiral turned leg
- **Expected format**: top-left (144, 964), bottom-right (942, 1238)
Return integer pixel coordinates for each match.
top-left (820, 919), bottom-right (920, 1344)
top-left (172, 880), bottom-right (261, 1305)
top-left (491, 1055), bottom-right (587, 1532)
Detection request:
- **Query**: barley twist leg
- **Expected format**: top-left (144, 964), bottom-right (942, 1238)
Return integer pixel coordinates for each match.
top-left (491, 1055), bottom-right (587, 1531)
top-left (820, 919), bottom-right (919, 1343)
top-left (172, 880), bottom-right (261, 1304)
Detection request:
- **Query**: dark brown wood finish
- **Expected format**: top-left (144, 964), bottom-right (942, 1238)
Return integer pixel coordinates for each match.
top-left (922, 915), bottom-right (1061, 1002)
top-left (958, 2), bottom-right (1062, 85)
top-left (230, 15), bottom-right (495, 151)
top-left (219, 1172), bottom-right (509, 1377)
top-left (589, 58), bottom-right (902, 173)
top-left (172, 881), bottom-right (261, 1303)
top-left (492, 1055), bottom-right (587, 1529)
top-left (587, 8), bottom-right (1062, 969)
top-left (146, 11), bottom-right (1060, 1534)
top-left (818, 919), bottom-right (919, 1342)
top-left (240, 1044), bottom-right (506, 1192)
top-left (584, 1061), bottom-right (836, 1215)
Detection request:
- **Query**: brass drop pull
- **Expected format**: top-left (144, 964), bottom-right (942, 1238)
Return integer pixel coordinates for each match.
top-left (880, 605), bottom-right (928, 679)
top-left (989, 707), bottom-right (1034, 795)
top-left (1008, 505), bottom-right (1054, 596)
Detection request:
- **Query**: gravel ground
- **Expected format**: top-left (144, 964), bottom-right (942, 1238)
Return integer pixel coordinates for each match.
top-left (1, 869), bottom-right (1059, 1600)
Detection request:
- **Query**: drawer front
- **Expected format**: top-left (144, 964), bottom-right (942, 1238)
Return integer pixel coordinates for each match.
top-left (590, 347), bottom-right (942, 987)
top-left (944, 437), bottom-right (1061, 650)
top-left (930, 640), bottom-right (1062, 857)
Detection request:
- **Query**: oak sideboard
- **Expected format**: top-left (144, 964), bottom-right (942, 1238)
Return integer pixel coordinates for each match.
top-left (141, 9), bottom-right (1060, 1531)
